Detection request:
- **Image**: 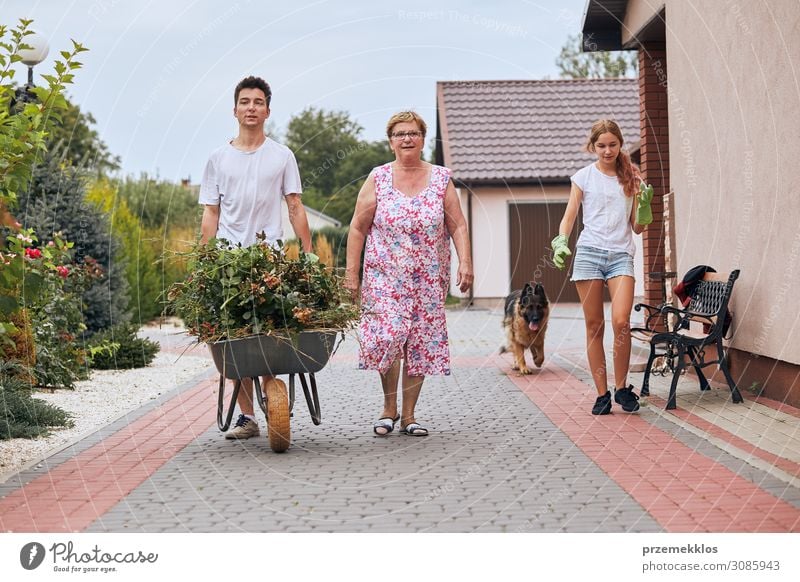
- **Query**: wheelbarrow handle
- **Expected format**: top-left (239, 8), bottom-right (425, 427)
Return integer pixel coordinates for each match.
top-left (217, 376), bottom-right (242, 431)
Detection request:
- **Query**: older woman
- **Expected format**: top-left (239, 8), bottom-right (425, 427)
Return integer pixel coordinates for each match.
top-left (344, 111), bottom-right (473, 437)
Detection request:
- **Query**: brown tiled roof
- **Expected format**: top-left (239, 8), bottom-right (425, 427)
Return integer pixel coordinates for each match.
top-left (436, 78), bottom-right (639, 183)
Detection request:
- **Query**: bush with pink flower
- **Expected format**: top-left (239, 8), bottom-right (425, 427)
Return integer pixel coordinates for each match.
top-left (1, 229), bottom-right (102, 388)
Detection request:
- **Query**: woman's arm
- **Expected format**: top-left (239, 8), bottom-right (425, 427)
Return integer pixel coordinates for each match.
top-left (344, 172), bottom-right (378, 296)
top-left (443, 180), bottom-right (474, 293)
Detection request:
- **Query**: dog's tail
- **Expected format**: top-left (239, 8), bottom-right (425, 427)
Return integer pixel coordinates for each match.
top-left (498, 344), bottom-right (508, 355)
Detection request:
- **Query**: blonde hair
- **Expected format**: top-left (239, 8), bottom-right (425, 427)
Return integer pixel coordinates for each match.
top-left (386, 111), bottom-right (427, 139)
top-left (586, 119), bottom-right (637, 198)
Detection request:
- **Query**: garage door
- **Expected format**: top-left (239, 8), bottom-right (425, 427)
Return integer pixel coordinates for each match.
top-left (509, 202), bottom-right (581, 303)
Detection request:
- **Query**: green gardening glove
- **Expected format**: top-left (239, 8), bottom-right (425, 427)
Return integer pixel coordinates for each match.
top-left (551, 234), bottom-right (571, 271)
top-left (636, 181), bottom-right (654, 226)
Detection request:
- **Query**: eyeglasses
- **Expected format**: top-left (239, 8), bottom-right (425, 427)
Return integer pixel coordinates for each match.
top-left (390, 131), bottom-right (424, 140)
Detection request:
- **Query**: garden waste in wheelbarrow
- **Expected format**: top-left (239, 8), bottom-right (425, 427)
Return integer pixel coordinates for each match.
top-left (207, 331), bottom-right (340, 452)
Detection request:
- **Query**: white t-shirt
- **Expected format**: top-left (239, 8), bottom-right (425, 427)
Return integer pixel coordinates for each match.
top-left (199, 138), bottom-right (302, 247)
top-left (571, 163), bottom-right (635, 256)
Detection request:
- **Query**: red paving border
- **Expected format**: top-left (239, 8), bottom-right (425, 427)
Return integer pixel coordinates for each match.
top-left (645, 394), bottom-right (800, 479)
top-left (0, 377), bottom-right (218, 532)
top-left (497, 354), bottom-right (800, 532)
top-left (752, 395), bottom-right (800, 419)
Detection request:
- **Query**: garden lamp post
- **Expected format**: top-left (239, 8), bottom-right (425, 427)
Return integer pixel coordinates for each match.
top-left (15, 31), bottom-right (50, 104)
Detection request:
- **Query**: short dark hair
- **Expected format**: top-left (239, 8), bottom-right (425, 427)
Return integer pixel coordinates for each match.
top-left (234, 76), bottom-right (271, 106)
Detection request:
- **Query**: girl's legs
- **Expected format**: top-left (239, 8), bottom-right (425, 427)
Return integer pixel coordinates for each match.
top-left (576, 279), bottom-right (608, 395)
top-left (607, 275), bottom-right (635, 389)
top-left (607, 275), bottom-right (640, 412)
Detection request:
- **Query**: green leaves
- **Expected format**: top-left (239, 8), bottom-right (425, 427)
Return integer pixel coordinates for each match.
top-left (167, 240), bottom-right (358, 342)
top-left (556, 33), bottom-right (638, 79)
top-left (0, 18), bottom-right (90, 215)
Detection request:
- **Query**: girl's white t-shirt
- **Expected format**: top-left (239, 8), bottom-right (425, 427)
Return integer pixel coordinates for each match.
top-left (199, 138), bottom-right (302, 247)
top-left (571, 163), bottom-right (635, 256)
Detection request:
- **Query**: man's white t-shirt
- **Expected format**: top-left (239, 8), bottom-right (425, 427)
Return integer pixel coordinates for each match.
top-left (571, 163), bottom-right (635, 256)
top-left (199, 138), bottom-right (302, 247)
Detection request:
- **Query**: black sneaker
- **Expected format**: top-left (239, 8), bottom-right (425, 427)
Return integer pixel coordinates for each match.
top-left (591, 391), bottom-right (612, 415)
top-left (614, 385), bottom-right (640, 413)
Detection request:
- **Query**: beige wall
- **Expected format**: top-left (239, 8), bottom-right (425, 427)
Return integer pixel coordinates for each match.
top-left (454, 183), bottom-right (645, 299)
top-left (626, 0), bottom-right (800, 364)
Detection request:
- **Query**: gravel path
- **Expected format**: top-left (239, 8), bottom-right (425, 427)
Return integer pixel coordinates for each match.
top-left (0, 322), bottom-right (210, 483)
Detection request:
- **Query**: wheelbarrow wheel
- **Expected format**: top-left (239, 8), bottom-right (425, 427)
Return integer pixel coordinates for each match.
top-left (264, 378), bottom-right (291, 453)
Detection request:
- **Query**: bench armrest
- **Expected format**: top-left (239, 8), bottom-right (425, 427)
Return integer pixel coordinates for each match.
top-left (659, 306), bottom-right (718, 336)
top-left (634, 302), bottom-right (662, 315)
top-left (660, 306), bottom-right (714, 324)
top-left (633, 302), bottom-right (667, 332)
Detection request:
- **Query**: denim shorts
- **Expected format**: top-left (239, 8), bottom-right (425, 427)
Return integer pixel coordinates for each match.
top-left (571, 245), bottom-right (635, 282)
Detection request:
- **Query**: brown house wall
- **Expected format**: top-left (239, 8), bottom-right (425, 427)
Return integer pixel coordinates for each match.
top-left (638, 43), bottom-right (669, 313)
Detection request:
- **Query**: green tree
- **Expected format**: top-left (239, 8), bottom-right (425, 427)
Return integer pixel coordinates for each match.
top-left (285, 107), bottom-right (363, 198)
top-left (116, 173), bottom-right (200, 230)
top-left (0, 19), bottom-right (86, 231)
top-left (0, 18), bottom-right (87, 346)
top-left (115, 174), bottom-right (201, 306)
top-left (19, 151), bottom-right (130, 332)
top-left (284, 107), bottom-right (392, 225)
top-left (310, 140), bottom-right (391, 224)
top-left (557, 34), bottom-right (638, 79)
top-left (46, 98), bottom-right (120, 175)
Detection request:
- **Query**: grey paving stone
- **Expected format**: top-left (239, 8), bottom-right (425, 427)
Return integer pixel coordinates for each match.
top-left (85, 309), bottom-right (662, 533)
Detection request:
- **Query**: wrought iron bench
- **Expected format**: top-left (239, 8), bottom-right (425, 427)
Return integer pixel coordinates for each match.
top-left (633, 269), bottom-right (743, 410)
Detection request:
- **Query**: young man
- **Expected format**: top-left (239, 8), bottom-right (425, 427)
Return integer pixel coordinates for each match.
top-left (199, 76), bottom-right (312, 439)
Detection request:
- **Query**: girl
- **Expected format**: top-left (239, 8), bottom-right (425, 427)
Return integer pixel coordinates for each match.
top-left (551, 119), bottom-right (653, 415)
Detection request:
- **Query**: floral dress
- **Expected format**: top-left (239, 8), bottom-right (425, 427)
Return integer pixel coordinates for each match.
top-left (358, 163), bottom-right (452, 376)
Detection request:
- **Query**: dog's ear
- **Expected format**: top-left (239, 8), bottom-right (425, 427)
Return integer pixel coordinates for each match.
top-left (522, 282), bottom-right (533, 295)
top-left (534, 283), bottom-right (548, 302)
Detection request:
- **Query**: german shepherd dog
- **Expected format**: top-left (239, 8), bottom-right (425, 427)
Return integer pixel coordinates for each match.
top-left (501, 282), bottom-right (549, 374)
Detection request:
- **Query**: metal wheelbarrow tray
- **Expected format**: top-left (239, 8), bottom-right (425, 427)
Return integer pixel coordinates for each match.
top-left (207, 331), bottom-right (339, 452)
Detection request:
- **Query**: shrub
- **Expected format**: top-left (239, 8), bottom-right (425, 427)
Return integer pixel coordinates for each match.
top-left (86, 323), bottom-right (159, 369)
top-left (116, 174), bottom-right (201, 230)
top-left (18, 151), bottom-right (131, 333)
top-left (4, 309), bottom-right (35, 384)
top-left (151, 224), bottom-right (196, 316)
top-left (314, 233), bottom-right (333, 270)
top-left (0, 229), bottom-right (99, 388)
top-left (30, 254), bottom-right (100, 389)
top-left (314, 226), bottom-right (349, 268)
top-left (283, 227), bottom-right (349, 269)
top-left (86, 180), bottom-right (161, 323)
top-left (0, 363), bottom-right (74, 440)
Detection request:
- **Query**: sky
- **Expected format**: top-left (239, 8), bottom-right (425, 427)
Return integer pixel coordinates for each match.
top-left (3, 0), bottom-right (588, 182)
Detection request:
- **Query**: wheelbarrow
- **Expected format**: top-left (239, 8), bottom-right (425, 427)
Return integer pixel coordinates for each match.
top-left (207, 331), bottom-right (340, 452)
